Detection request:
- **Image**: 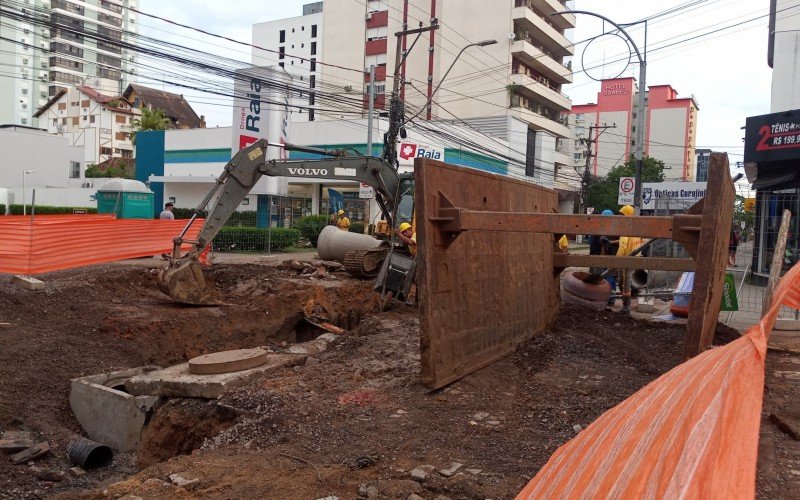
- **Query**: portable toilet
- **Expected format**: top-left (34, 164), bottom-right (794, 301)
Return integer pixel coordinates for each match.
top-left (96, 179), bottom-right (154, 219)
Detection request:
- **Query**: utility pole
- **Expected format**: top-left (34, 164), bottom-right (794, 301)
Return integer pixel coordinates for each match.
top-left (366, 64), bottom-right (376, 157)
top-left (579, 124), bottom-right (615, 214)
top-left (382, 21), bottom-right (439, 170)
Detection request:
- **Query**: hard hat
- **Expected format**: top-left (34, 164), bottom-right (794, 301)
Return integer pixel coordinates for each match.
top-left (619, 205), bottom-right (634, 216)
top-left (601, 209), bottom-right (614, 216)
top-left (337, 209), bottom-right (345, 215)
top-left (399, 222), bottom-right (412, 232)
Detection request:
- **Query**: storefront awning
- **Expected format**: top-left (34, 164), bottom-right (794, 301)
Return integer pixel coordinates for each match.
top-left (751, 171), bottom-right (797, 190)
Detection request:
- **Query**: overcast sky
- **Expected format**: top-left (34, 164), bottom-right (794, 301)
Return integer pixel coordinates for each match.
top-left (139, 0), bottom-right (777, 168)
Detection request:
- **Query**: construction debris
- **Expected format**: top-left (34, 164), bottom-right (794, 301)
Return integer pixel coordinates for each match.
top-left (0, 431), bottom-right (36, 452)
top-left (11, 442), bottom-right (50, 464)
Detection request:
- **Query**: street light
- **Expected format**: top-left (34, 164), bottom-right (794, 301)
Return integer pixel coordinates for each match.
top-left (408, 39), bottom-right (498, 122)
top-left (22, 169), bottom-right (36, 216)
top-left (552, 9), bottom-right (647, 212)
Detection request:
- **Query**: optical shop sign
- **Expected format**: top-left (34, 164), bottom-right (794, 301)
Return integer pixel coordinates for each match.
top-left (641, 181), bottom-right (707, 210)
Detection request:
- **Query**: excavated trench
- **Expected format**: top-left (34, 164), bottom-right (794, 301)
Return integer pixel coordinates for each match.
top-left (89, 264), bottom-right (378, 468)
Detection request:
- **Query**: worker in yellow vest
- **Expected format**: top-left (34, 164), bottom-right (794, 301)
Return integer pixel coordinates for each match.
top-left (336, 209), bottom-right (351, 231)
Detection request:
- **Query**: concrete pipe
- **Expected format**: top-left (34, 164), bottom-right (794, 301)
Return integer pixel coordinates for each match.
top-left (317, 225), bottom-right (388, 261)
top-left (631, 269), bottom-right (683, 290)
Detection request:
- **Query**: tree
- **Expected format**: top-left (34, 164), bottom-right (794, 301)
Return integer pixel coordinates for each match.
top-left (585, 155), bottom-right (667, 213)
top-left (131, 106), bottom-right (171, 144)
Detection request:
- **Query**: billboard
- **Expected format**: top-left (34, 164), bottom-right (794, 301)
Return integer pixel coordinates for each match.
top-left (231, 66), bottom-right (292, 195)
top-left (397, 141), bottom-right (445, 167)
top-left (641, 181), bottom-right (707, 210)
top-left (744, 109), bottom-right (800, 164)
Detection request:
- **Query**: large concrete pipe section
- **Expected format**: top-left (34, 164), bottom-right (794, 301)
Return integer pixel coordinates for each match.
top-left (631, 269), bottom-right (683, 290)
top-left (317, 225), bottom-right (387, 261)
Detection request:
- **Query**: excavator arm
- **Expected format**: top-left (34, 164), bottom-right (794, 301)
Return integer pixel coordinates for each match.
top-left (157, 139), bottom-right (405, 304)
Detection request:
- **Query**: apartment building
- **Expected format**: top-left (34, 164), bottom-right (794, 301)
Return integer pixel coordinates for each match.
top-left (0, 0), bottom-right (138, 127)
top-left (252, 2), bottom-right (323, 123)
top-left (251, 0), bottom-right (577, 199)
top-left (34, 85), bottom-right (139, 164)
top-left (569, 77), bottom-right (699, 180)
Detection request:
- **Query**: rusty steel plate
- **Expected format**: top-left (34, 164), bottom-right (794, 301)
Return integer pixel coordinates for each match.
top-left (188, 347), bottom-right (271, 375)
top-left (684, 153), bottom-right (735, 358)
top-left (415, 159), bottom-right (560, 389)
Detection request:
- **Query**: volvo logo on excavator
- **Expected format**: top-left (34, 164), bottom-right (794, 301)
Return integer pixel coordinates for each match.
top-left (287, 167), bottom-right (329, 176)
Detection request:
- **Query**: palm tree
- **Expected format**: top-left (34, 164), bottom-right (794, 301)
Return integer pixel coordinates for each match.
top-left (131, 106), bottom-right (171, 144)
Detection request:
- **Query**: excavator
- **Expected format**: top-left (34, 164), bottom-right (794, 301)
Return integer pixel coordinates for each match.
top-left (157, 138), bottom-right (415, 305)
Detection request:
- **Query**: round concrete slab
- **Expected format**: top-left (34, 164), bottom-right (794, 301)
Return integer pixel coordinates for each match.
top-left (188, 347), bottom-right (271, 375)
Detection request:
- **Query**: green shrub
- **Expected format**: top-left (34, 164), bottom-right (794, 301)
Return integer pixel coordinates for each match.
top-left (170, 209), bottom-right (258, 227)
top-left (171, 207), bottom-right (207, 220)
top-left (293, 215), bottom-right (330, 246)
top-left (3, 204), bottom-right (98, 215)
top-left (213, 227), bottom-right (300, 252)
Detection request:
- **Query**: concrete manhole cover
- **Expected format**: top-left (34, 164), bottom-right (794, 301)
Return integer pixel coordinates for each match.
top-left (188, 347), bottom-right (271, 375)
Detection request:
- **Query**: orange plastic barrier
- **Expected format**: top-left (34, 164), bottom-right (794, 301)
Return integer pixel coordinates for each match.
top-left (0, 215), bottom-right (203, 275)
top-left (518, 263), bottom-right (800, 500)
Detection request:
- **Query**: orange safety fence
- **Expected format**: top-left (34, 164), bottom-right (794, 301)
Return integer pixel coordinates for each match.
top-left (518, 262), bottom-right (800, 500)
top-left (0, 215), bottom-right (203, 275)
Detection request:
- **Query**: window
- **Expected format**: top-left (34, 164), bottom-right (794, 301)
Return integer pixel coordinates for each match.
top-left (301, 25), bottom-right (304, 31)
top-left (71, 100), bottom-right (78, 106)
top-left (311, 42), bottom-right (316, 55)
top-left (90, 115), bottom-right (95, 123)
top-left (311, 24), bottom-right (317, 38)
top-left (279, 62), bottom-right (284, 68)
top-left (292, 28), bottom-right (295, 33)
top-left (70, 161), bottom-right (80, 178)
top-left (81, 99), bottom-right (89, 107)
top-left (309, 109), bottom-right (315, 121)
top-left (309, 93), bottom-right (315, 106)
top-left (115, 114), bottom-right (126, 123)
top-left (279, 46), bottom-right (285, 60)
top-left (58, 102), bottom-right (66, 110)
top-left (115, 131), bottom-right (128, 140)
top-left (279, 30), bottom-right (285, 43)
top-left (62, 117), bottom-right (67, 124)
top-left (52, 118), bottom-right (57, 126)
top-left (72, 116), bottom-right (79, 125)
top-left (310, 75), bottom-right (315, 89)
top-left (310, 58), bottom-right (316, 72)
top-left (100, 147), bottom-right (112, 155)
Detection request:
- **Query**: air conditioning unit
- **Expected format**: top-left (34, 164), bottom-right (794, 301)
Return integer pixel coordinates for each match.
top-left (22, 88), bottom-right (28, 94)
top-left (344, 85), bottom-right (353, 92)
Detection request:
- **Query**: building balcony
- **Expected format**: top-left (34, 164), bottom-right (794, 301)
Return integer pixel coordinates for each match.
top-left (509, 72), bottom-right (571, 112)
top-left (512, 6), bottom-right (573, 58)
top-left (554, 149), bottom-right (571, 167)
top-left (511, 39), bottom-right (572, 84)
top-left (521, 0), bottom-right (576, 30)
top-left (509, 103), bottom-right (571, 139)
top-left (365, 38), bottom-right (387, 56)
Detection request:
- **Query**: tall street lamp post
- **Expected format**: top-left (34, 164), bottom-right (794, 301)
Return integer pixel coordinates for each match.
top-left (552, 10), bottom-right (647, 211)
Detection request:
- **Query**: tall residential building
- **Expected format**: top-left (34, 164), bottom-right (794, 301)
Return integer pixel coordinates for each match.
top-left (769, 0), bottom-right (800, 112)
top-left (569, 77), bottom-right (699, 180)
top-left (0, 0), bottom-right (138, 127)
top-left (251, 0), bottom-right (576, 199)
top-left (251, 2), bottom-right (323, 123)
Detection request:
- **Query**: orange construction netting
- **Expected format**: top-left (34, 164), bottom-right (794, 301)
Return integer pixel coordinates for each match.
top-left (518, 262), bottom-right (800, 500)
top-left (0, 215), bottom-right (203, 275)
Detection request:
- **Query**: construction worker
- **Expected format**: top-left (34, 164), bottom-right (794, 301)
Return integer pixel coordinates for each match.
top-left (395, 222), bottom-right (416, 257)
top-left (159, 202), bottom-right (175, 220)
top-left (336, 209), bottom-right (351, 231)
top-left (609, 204), bottom-right (641, 314)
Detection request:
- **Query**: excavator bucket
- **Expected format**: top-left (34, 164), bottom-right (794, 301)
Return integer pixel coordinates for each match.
top-left (157, 259), bottom-right (213, 305)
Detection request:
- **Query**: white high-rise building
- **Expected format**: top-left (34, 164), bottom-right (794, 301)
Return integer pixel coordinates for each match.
top-left (251, 0), bottom-right (577, 205)
top-left (252, 2), bottom-right (323, 123)
top-left (0, 0), bottom-right (138, 127)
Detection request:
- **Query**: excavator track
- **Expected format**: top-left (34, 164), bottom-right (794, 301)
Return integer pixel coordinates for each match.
top-left (343, 248), bottom-right (389, 278)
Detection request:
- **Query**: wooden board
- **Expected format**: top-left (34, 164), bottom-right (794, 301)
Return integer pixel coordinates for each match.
top-left (683, 153), bottom-right (735, 358)
top-left (553, 254), bottom-right (696, 271)
top-left (415, 159), bottom-right (559, 389)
